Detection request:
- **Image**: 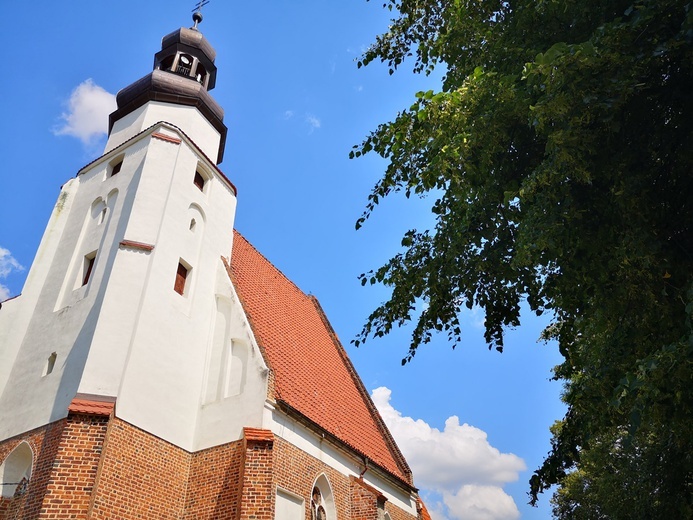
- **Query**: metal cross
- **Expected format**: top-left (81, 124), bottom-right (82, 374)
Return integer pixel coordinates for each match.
top-left (192, 0), bottom-right (210, 14)
top-left (191, 0), bottom-right (210, 29)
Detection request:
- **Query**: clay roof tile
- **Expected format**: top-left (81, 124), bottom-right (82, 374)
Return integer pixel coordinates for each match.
top-left (68, 395), bottom-right (116, 416)
top-left (229, 231), bottom-right (411, 484)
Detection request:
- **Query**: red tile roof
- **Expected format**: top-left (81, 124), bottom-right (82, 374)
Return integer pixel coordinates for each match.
top-left (418, 498), bottom-right (432, 520)
top-left (229, 231), bottom-right (412, 485)
top-left (68, 394), bottom-right (116, 416)
top-left (243, 427), bottom-right (275, 443)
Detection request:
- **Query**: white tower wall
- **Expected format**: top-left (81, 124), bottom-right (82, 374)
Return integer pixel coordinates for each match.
top-left (106, 102), bottom-right (222, 163)
top-left (0, 119), bottom-right (268, 451)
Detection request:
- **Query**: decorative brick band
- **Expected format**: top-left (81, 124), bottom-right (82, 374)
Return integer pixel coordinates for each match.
top-left (243, 427), bottom-right (274, 443)
top-left (152, 132), bottom-right (182, 144)
top-left (119, 240), bottom-right (155, 252)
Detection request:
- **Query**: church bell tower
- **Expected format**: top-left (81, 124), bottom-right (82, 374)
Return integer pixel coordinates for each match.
top-left (0, 10), bottom-right (267, 454)
top-left (0, 10), bottom-right (423, 520)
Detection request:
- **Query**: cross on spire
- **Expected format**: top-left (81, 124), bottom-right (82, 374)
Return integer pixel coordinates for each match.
top-left (191, 0), bottom-right (210, 29)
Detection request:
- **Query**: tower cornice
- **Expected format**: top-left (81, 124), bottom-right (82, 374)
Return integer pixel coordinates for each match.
top-left (109, 70), bottom-right (227, 164)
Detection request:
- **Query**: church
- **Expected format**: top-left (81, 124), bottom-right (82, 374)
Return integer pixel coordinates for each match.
top-left (0, 11), bottom-right (428, 520)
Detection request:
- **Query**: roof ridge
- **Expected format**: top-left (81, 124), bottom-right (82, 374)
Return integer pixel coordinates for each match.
top-left (231, 230), bottom-right (311, 299)
top-left (309, 295), bottom-right (413, 484)
top-left (229, 230), bottom-right (412, 484)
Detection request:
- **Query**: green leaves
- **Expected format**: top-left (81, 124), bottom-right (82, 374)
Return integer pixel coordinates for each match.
top-left (356, 0), bottom-right (693, 513)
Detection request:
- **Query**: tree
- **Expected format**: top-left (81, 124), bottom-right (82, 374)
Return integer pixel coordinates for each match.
top-left (353, 0), bottom-right (693, 514)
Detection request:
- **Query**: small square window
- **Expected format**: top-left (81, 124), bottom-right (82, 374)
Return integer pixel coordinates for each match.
top-left (193, 171), bottom-right (205, 191)
top-left (174, 261), bottom-right (189, 295)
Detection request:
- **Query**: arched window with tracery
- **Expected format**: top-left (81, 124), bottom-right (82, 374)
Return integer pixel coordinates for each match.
top-left (311, 475), bottom-right (336, 520)
top-left (0, 442), bottom-right (33, 498)
top-left (311, 487), bottom-right (326, 520)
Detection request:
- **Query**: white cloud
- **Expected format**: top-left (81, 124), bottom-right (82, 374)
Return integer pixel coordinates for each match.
top-left (466, 305), bottom-right (485, 329)
top-left (0, 247), bottom-right (24, 300)
top-left (424, 496), bottom-right (450, 520)
top-left (371, 387), bottom-right (524, 520)
top-left (443, 485), bottom-right (520, 520)
top-left (305, 114), bottom-right (321, 131)
top-left (283, 111), bottom-right (322, 133)
top-left (53, 79), bottom-right (116, 146)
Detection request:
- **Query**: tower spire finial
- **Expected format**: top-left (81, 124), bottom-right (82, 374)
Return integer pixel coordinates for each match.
top-left (191, 0), bottom-right (210, 30)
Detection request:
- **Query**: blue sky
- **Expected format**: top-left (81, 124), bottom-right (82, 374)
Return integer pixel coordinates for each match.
top-left (0, 2), bottom-right (565, 518)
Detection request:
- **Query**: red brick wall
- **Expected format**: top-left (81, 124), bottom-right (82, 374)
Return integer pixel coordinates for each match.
top-left (273, 437), bottom-right (349, 520)
top-left (2, 418), bottom-right (419, 520)
top-left (349, 477), bottom-right (379, 520)
top-left (0, 421), bottom-right (65, 520)
top-left (0, 415), bottom-right (109, 520)
top-left (272, 436), bottom-right (418, 520)
top-left (40, 414), bottom-right (109, 518)
top-left (385, 500), bottom-right (418, 520)
top-left (238, 431), bottom-right (275, 520)
top-left (184, 439), bottom-right (244, 519)
top-left (89, 417), bottom-right (190, 519)
top-left (1, 417), bottom-right (249, 520)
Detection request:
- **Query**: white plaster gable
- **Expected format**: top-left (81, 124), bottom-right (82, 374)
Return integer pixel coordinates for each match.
top-left (106, 102), bottom-right (221, 163)
top-left (191, 260), bottom-right (270, 451)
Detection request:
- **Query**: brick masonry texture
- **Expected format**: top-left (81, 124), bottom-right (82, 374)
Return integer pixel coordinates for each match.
top-left (184, 438), bottom-right (244, 519)
top-left (42, 414), bottom-right (109, 518)
top-left (273, 436), bottom-right (418, 520)
top-left (0, 414), bottom-right (108, 520)
top-left (1, 419), bottom-right (420, 520)
top-left (239, 430), bottom-right (275, 520)
top-left (350, 477), bottom-right (379, 520)
top-left (88, 418), bottom-right (191, 519)
top-left (0, 421), bottom-right (65, 520)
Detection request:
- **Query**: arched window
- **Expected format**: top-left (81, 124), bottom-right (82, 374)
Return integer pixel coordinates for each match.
top-left (176, 54), bottom-right (194, 76)
top-left (311, 475), bottom-right (336, 520)
top-left (195, 62), bottom-right (208, 85)
top-left (160, 54), bottom-right (175, 72)
top-left (0, 442), bottom-right (33, 498)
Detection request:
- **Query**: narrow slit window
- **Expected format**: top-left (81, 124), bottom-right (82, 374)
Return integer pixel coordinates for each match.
top-left (110, 161), bottom-right (122, 177)
top-left (82, 253), bottom-right (96, 286)
top-left (193, 171), bottom-right (205, 191)
top-left (43, 352), bottom-right (57, 376)
top-left (195, 63), bottom-right (208, 85)
top-left (174, 262), bottom-right (189, 295)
